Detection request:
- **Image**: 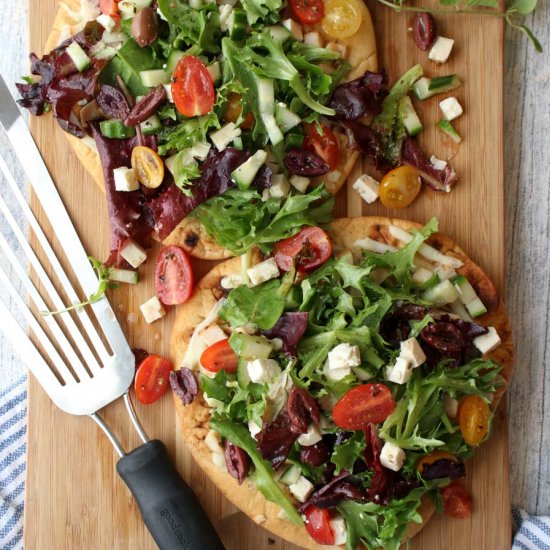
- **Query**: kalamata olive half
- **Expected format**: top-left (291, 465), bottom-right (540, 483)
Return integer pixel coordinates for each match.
top-left (169, 368), bottom-right (198, 404)
top-left (224, 440), bottom-right (250, 484)
top-left (284, 149), bottom-right (330, 177)
top-left (96, 84), bottom-right (130, 120)
top-left (413, 13), bottom-right (436, 51)
top-left (131, 7), bottom-right (159, 48)
top-left (125, 85), bottom-right (166, 126)
top-left (287, 387), bottom-right (320, 434)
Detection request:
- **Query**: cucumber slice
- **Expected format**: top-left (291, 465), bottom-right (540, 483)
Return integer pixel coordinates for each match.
top-left (261, 113), bottom-right (284, 145)
top-left (399, 96), bottom-right (423, 136)
top-left (452, 275), bottom-right (487, 317)
top-left (165, 50), bottom-right (185, 75)
top-left (227, 8), bottom-right (248, 41)
top-left (258, 78), bottom-right (275, 113)
top-left (275, 103), bottom-right (301, 133)
top-left (422, 279), bottom-right (459, 305)
top-left (108, 268), bottom-right (139, 285)
top-left (140, 114), bottom-right (162, 135)
top-left (99, 119), bottom-right (136, 139)
top-left (267, 25), bottom-right (291, 43)
top-left (437, 119), bottom-right (462, 144)
top-left (66, 41), bottom-right (91, 72)
top-left (413, 75), bottom-right (462, 100)
top-left (450, 299), bottom-right (473, 322)
top-left (229, 332), bottom-right (273, 359)
top-left (279, 464), bottom-right (301, 486)
top-left (232, 136), bottom-right (243, 150)
top-left (231, 149), bottom-right (268, 189)
top-left (285, 132), bottom-right (305, 150)
top-left (139, 69), bottom-right (170, 87)
top-left (207, 61), bottom-right (221, 83)
top-left (237, 356), bottom-right (251, 389)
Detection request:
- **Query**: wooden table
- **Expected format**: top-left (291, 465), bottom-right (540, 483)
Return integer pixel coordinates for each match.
top-left (0, 0), bottom-right (548, 543)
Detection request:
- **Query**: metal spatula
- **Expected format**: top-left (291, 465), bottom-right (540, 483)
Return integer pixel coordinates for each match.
top-left (0, 74), bottom-right (224, 550)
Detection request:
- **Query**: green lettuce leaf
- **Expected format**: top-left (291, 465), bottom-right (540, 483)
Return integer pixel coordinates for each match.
top-left (331, 431), bottom-right (366, 474)
top-left (157, 112), bottom-right (219, 155)
top-left (240, 0), bottom-right (282, 25)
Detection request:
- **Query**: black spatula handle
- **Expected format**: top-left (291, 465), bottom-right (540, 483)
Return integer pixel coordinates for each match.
top-left (117, 439), bottom-right (225, 550)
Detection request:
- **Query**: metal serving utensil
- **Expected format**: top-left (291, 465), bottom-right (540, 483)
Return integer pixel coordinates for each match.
top-left (0, 74), bottom-right (224, 550)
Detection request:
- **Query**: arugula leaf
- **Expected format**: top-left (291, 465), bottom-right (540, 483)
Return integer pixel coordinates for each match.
top-left (157, 112), bottom-right (219, 155)
top-left (331, 431), bottom-right (366, 474)
top-left (192, 185), bottom-right (334, 255)
top-left (209, 416), bottom-right (302, 525)
top-left (241, 0), bottom-right (283, 25)
top-left (169, 153), bottom-right (201, 195)
top-left (200, 370), bottom-right (232, 403)
top-left (220, 279), bottom-right (286, 330)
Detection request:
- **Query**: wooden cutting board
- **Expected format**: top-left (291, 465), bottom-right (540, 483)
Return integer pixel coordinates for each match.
top-left (24, 0), bottom-right (510, 548)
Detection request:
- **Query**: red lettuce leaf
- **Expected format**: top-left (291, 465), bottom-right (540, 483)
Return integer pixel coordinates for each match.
top-left (262, 312), bottom-right (309, 357)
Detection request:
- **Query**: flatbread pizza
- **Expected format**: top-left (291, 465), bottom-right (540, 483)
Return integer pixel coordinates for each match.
top-left (169, 217), bottom-right (513, 548)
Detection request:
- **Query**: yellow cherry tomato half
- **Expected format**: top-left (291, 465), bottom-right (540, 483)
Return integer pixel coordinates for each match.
top-left (322, 0), bottom-right (362, 40)
top-left (458, 395), bottom-right (491, 447)
top-left (416, 450), bottom-right (458, 474)
top-left (131, 146), bottom-right (164, 189)
top-left (379, 165), bottom-right (422, 208)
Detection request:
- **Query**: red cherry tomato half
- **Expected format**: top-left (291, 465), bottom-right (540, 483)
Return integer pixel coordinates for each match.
top-left (304, 506), bottom-right (335, 545)
top-left (200, 338), bottom-right (239, 373)
top-left (274, 227), bottom-right (332, 273)
top-left (99, 0), bottom-right (120, 21)
top-left (171, 56), bottom-right (215, 117)
top-left (441, 481), bottom-right (472, 519)
top-left (154, 245), bottom-right (194, 306)
top-left (333, 383), bottom-right (396, 430)
top-left (289, 0), bottom-right (325, 24)
top-left (304, 123), bottom-right (340, 171)
top-left (134, 355), bottom-right (173, 405)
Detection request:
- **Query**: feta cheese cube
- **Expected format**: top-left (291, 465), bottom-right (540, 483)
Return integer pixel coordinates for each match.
top-left (113, 167), bottom-right (139, 192)
top-left (328, 343), bottom-right (361, 370)
top-left (162, 83), bottom-right (173, 102)
top-left (324, 363), bottom-right (351, 381)
top-left (247, 358), bottom-right (281, 384)
top-left (289, 476), bottom-right (314, 503)
top-left (219, 4), bottom-right (233, 31)
top-left (96, 13), bottom-right (116, 31)
top-left (269, 174), bottom-right (290, 199)
top-left (139, 296), bottom-right (166, 324)
top-left (329, 515), bottom-right (348, 545)
top-left (211, 452), bottom-right (226, 469)
top-left (118, 0), bottom-right (136, 19)
top-left (430, 155), bottom-right (448, 171)
top-left (289, 175), bottom-right (310, 193)
top-left (120, 239), bottom-right (147, 268)
top-left (282, 18), bottom-right (303, 41)
top-left (303, 31), bottom-right (323, 47)
top-left (248, 419), bottom-right (262, 439)
top-left (428, 36), bottom-right (454, 64)
top-left (412, 267), bottom-right (434, 285)
top-left (399, 337), bottom-right (426, 368)
top-left (439, 97), bottom-right (463, 121)
top-left (443, 394), bottom-right (459, 418)
top-left (205, 429), bottom-right (224, 453)
top-left (473, 326), bottom-right (501, 354)
top-left (352, 174), bottom-right (380, 204)
top-left (220, 273), bottom-right (244, 289)
top-left (297, 424), bottom-right (323, 446)
top-left (385, 357), bottom-right (413, 384)
top-left (379, 441), bottom-right (406, 471)
top-left (247, 258), bottom-right (280, 286)
top-left (204, 395), bottom-right (225, 410)
top-left (326, 41), bottom-right (348, 58)
top-left (210, 122), bottom-right (242, 152)
top-left (200, 324), bottom-right (226, 346)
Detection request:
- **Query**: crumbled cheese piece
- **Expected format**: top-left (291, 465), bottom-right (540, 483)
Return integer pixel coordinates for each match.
top-left (269, 174), bottom-right (290, 199)
top-left (162, 83), bottom-right (174, 102)
top-left (443, 394), bottom-right (459, 418)
top-left (289, 476), bottom-right (315, 503)
top-left (210, 122), bottom-right (242, 152)
top-left (328, 343), bottom-right (361, 370)
top-left (96, 13), bottom-right (117, 31)
top-left (297, 424), bottom-right (323, 446)
top-left (324, 362), bottom-right (351, 381)
top-left (247, 358), bottom-right (281, 384)
top-left (439, 97), bottom-right (463, 121)
top-left (330, 515), bottom-right (348, 545)
top-left (120, 239), bottom-right (147, 268)
top-left (430, 155), bottom-right (448, 171)
top-left (113, 166), bottom-right (139, 192)
top-left (211, 452), bottom-right (226, 469)
top-left (303, 31), bottom-right (324, 47)
top-left (385, 357), bottom-right (413, 385)
top-left (289, 175), bottom-right (310, 193)
top-left (353, 174), bottom-right (380, 204)
top-left (118, 0), bottom-right (136, 19)
top-left (205, 430), bottom-right (224, 453)
top-left (473, 326), bottom-right (501, 354)
top-left (139, 296), bottom-right (166, 324)
top-left (399, 337), bottom-right (426, 368)
top-left (379, 441), bottom-right (406, 471)
top-left (220, 273), bottom-right (244, 289)
top-left (200, 325), bottom-right (226, 346)
top-left (282, 18), bottom-right (303, 41)
top-left (412, 267), bottom-right (434, 285)
top-left (428, 36), bottom-right (454, 64)
top-left (219, 4), bottom-right (233, 31)
top-left (248, 419), bottom-right (262, 439)
top-left (247, 258), bottom-right (280, 286)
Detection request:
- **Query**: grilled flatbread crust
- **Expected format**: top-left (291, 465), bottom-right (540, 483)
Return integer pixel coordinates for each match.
top-left (44, 0), bottom-right (378, 259)
top-left (169, 217), bottom-right (513, 548)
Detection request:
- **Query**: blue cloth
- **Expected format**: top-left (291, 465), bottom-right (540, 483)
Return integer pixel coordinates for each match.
top-left (0, 376), bottom-right (548, 549)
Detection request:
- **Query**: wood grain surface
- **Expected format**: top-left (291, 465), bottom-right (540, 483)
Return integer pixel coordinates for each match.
top-left (10, 0), bottom-right (539, 547)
